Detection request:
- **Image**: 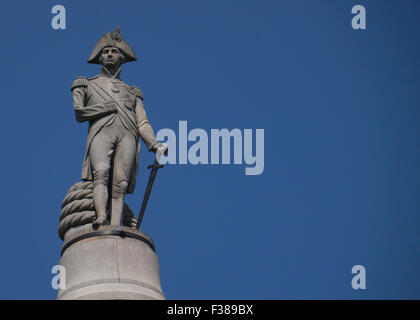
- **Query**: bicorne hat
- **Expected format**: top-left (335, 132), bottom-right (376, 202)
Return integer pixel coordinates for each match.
top-left (88, 27), bottom-right (137, 64)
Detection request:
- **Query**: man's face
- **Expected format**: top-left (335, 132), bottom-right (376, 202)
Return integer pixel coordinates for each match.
top-left (100, 46), bottom-right (124, 68)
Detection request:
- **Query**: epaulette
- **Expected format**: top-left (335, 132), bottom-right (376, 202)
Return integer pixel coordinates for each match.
top-left (71, 76), bottom-right (88, 91)
top-left (132, 86), bottom-right (144, 100)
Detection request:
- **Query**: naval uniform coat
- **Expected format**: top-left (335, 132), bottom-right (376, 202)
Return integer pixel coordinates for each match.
top-left (71, 69), bottom-right (158, 194)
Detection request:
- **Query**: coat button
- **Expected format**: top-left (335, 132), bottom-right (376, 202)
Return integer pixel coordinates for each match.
top-left (111, 87), bottom-right (120, 93)
top-left (124, 101), bottom-right (133, 110)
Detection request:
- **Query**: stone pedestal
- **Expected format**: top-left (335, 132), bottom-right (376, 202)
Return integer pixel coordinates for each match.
top-left (57, 225), bottom-right (165, 300)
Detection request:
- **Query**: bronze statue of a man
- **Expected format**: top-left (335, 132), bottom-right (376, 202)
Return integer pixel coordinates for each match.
top-left (71, 27), bottom-right (167, 228)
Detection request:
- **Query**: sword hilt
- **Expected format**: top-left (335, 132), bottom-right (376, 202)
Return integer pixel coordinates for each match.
top-left (147, 161), bottom-right (164, 170)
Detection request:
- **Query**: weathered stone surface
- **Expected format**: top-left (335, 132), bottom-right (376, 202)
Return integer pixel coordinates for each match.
top-left (69, 27), bottom-right (167, 229)
top-left (57, 28), bottom-right (168, 300)
top-left (57, 225), bottom-right (164, 300)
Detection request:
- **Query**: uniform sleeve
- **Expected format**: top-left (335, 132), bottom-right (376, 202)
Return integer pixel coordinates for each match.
top-left (134, 96), bottom-right (158, 151)
top-left (72, 78), bottom-right (117, 123)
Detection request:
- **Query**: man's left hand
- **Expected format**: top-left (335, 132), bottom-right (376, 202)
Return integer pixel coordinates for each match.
top-left (151, 142), bottom-right (168, 159)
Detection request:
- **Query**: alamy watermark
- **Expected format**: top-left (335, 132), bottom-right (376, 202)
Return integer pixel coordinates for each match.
top-left (351, 265), bottom-right (366, 290)
top-left (351, 5), bottom-right (366, 30)
top-left (51, 5), bottom-right (367, 32)
top-left (51, 265), bottom-right (66, 290)
top-left (51, 5), bottom-right (66, 30)
top-left (155, 121), bottom-right (264, 176)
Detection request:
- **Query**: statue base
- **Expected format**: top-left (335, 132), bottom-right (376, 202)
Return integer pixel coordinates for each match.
top-left (57, 225), bottom-right (165, 300)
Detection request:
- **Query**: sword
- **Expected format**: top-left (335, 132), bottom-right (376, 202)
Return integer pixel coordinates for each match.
top-left (136, 157), bottom-right (164, 229)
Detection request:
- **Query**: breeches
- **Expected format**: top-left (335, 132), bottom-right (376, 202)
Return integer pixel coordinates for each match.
top-left (89, 118), bottom-right (137, 197)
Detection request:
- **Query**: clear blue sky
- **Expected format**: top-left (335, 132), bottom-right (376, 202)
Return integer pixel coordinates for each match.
top-left (0, 0), bottom-right (419, 299)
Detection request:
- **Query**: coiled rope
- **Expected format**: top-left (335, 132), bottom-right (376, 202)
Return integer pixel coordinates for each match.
top-left (58, 181), bottom-right (137, 240)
